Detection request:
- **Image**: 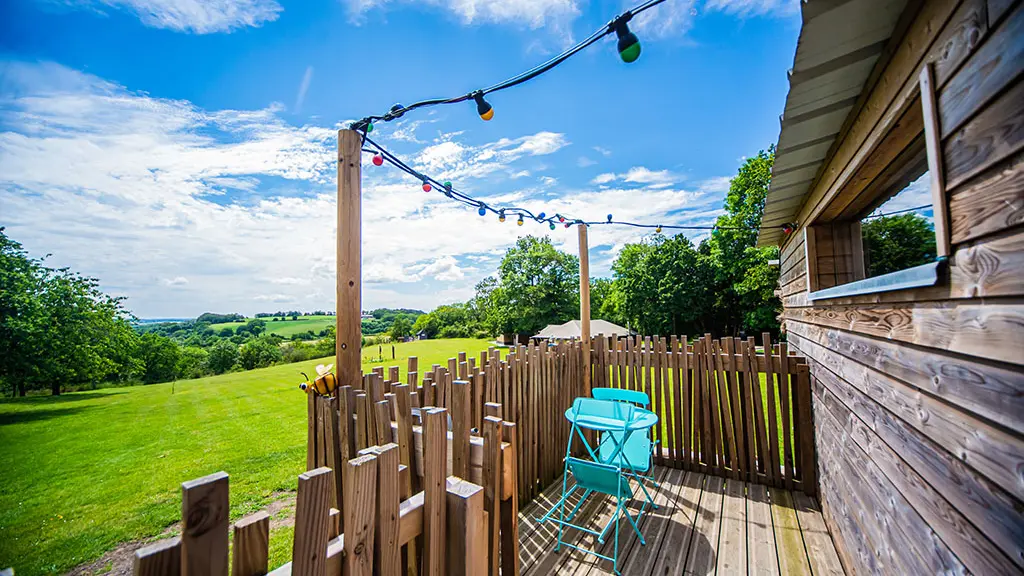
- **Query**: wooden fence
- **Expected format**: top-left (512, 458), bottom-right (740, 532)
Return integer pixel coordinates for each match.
top-left (133, 332), bottom-right (813, 575)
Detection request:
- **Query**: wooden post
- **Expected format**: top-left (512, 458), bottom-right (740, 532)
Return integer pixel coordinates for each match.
top-left (337, 129), bottom-right (362, 390)
top-left (294, 467), bottom-right (333, 576)
top-left (578, 223), bottom-right (591, 391)
top-left (342, 457), bottom-right (377, 576)
top-left (181, 471), bottom-right (229, 576)
top-left (483, 416), bottom-right (502, 576)
top-left (446, 477), bottom-right (487, 576)
top-left (232, 512), bottom-right (269, 576)
top-left (500, 421), bottom-right (521, 576)
top-left (134, 538), bottom-right (181, 576)
top-left (423, 408), bottom-right (449, 576)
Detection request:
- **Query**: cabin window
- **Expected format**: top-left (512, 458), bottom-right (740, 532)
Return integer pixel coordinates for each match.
top-left (805, 68), bottom-right (947, 300)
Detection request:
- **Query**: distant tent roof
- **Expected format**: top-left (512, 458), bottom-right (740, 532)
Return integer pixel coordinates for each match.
top-left (533, 319), bottom-right (632, 339)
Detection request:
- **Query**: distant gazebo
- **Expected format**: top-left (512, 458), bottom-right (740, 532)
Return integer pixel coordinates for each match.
top-left (532, 319), bottom-right (631, 340)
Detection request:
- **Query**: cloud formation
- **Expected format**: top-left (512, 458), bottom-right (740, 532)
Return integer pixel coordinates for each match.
top-left (0, 59), bottom-right (733, 317)
top-left (53, 0), bottom-right (283, 33)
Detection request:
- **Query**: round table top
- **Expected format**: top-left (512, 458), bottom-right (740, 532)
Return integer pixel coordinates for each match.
top-left (563, 406), bottom-right (659, 432)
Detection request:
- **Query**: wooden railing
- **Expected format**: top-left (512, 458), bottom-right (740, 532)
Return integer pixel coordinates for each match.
top-left (132, 333), bottom-right (814, 575)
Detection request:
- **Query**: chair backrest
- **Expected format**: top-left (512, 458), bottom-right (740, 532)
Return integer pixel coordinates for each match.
top-left (592, 387), bottom-right (650, 408)
top-left (566, 457), bottom-right (632, 497)
top-left (569, 397), bottom-right (634, 427)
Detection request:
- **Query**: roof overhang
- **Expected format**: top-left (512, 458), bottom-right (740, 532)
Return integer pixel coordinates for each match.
top-left (757, 0), bottom-right (910, 247)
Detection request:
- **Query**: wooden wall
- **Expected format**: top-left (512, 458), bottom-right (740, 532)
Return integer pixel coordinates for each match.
top-left (778, 0), bottom-right (1024, 574)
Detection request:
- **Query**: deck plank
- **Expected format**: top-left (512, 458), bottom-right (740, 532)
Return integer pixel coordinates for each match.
top-left (519, 467), bottom-right (845, 576)
top-left (684, 475), bottom-right (725, 575)
top-left (747, 483), bottom-right (779, 576)
top-left (716, 479), bottom-right (747, 576)
top-left (793, 492), bottom-right (844, 576)
top-left (640, 471), bottom-right (706, 576)
top-left (573, 467), bottom-right (675, 576)
top-left (771, 488), bottom-right (812, 576)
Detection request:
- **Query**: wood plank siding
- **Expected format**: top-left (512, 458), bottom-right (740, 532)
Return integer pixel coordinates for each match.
top-left (776, 1), bottom-right (1024, 575)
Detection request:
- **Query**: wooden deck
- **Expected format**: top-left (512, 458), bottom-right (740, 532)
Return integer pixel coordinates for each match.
top-left (518, 466), bottom-right (844, 575)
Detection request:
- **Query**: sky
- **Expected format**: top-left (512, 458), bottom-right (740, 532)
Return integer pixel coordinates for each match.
top-left (0, 0), bottom-right (802, 318)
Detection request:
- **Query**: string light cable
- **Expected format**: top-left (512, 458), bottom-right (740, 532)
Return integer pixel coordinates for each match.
top-left (350, 0), bottom-right (670, 131)
top-left (362, 135), bottom-right (755, 232)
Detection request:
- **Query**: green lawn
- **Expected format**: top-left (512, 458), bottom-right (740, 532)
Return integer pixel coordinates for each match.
top-left (209, 315), bottom-right (334, 338)
top-left (0, 338), bottom-right (497, 575)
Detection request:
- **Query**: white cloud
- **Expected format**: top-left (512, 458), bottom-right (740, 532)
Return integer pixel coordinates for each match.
top-left (161, 276), bottom-right (189, 286)
top-left (344, 0), bottom-right (581, 35)
top-left (591, 166), bottom-right (679, 188)
top-left (630, 0), bottom-right (797, 39)
top-left (57, 0), bottom-right (283, 33)
top-left (294, 66), bottom-right (314, 113)
top-left (705, 0), bottom-right (799, 17)
top-left (576, 156), bottom-right (596, 167)
top-left (0, 60), bottom-right (733, 317)
top-left (593, 146), bottom-right (611, 157)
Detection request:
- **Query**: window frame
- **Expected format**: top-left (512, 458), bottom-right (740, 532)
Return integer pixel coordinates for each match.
top-left (806, 63), bottom-right (950, 302)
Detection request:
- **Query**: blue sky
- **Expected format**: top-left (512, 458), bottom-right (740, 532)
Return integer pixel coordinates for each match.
top-left (0, 0), bottom-right (801, 317)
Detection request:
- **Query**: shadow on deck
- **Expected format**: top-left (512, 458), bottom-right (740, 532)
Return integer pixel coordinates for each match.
top-left (518, 465), bottom-right (845, 575)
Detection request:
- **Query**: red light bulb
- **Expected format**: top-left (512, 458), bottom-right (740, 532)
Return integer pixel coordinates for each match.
top-left (372, 154), bottom-right (384, 166)
top-left (422, 182), bottom-right (431, 192)
top-left (564, 222), bottom-right (571, 229)
top-left (558, 216), bottom-right (565, 223)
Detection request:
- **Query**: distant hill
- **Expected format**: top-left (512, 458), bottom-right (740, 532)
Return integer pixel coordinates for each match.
top-left (135, 318), bottom-right (190, 325)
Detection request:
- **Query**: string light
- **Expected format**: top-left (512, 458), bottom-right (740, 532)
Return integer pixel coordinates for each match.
top-left (361, 135), bottom-right (757, 233)
top-left (473, 92), bottom-right (494, 121)
top-left (614, 16), bottom-right (641, 63)
top-left (372, 154), bottom-right (384, 166)
top-left (422, 181), bottom-right (432, 192)
top-left (781, 223), bottom-right (794, 235)
top-left (656, 225), bottom-right (662, 233)
top-left (347, 0), bottom-right (668, 130)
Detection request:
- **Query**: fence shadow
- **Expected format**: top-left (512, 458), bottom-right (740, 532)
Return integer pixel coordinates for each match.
top-left (0, 406), bottom-right (90, 426)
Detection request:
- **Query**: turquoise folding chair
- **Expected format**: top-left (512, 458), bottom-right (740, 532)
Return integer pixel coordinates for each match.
top-left (549, 457), bottom-right (648, 574)
top-left (592, 388), bottom-right (659, 486)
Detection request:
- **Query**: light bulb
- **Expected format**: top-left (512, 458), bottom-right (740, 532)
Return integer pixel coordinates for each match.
top-left (499, 210), bottom-right (506, 223)
top-left (615, 21), bottom-right (641, 63)
top-left (517, 216), bottom-right (524, 226)
top-left (538, 212), bottom-right (546, 220)
top-left (474, 93), bottom-right (494, 121)
top-left (607, 214), bottom-right (613, 223)
top-left (549, 222), bottom-right (556, 230)
top-left (372, 154), bottom-right (384, 166)
top-left (422, 181), bottom-right (431, 192)
top-left (478, 205), bottom-right (487, 216)
top-left (366, 122), bottom-right (374, 133)
top-left (655, 226), bottom-right (662, 233)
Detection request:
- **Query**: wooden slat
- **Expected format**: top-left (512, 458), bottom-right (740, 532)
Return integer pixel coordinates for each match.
top-left (422, 408), bottom-right (448, 576)
top-left (792, 492), bottom-right (845, 576)
top-left (795, 365), bottom-right (816, 495)
top-left (446, 477), bottom-right (487, 576)
top-left (373, 444), bottom-right (400, 576)
top-left (716, 480), bottom-right (747, 576)
top-left (762, 333), bottom-right (781, 487)
top-left (943, 74), bottom-right (1024, 192)
top-left (714, 340), bottom-right (739, 479)
top-left (647, 472), bottom-right (705, 574)
top-left (232, 512), bottom-right (269, 576)
top-left (294, 467), bottom-right (333, 576)
top-left (778, 342), bottom-right (794, 490)
top-left (451, 380), bottom-right (471, 480)
top-left (949, 150), bottom-right (1024, 244)
top-left (181, 471), bottom-right (229, 576)
top-left (685, 475), bottom-right (725, 575)
top-left (134, 538), bottom-right (181, 576)
top-left (771, 489), bottom-right (812, 576)
top-left (747, 483), bottom-right (779, 576)
top-left (483, 416), bottom-right (502, 576)
top-left (740, 340), bottom-right (758, 482)
top-left (782, 302), bottom-right (1024, 366)
top-left (501, 422), bottom-right (521, 576)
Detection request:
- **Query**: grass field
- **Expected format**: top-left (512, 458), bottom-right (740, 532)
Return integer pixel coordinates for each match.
top-left (0, 338), bottom-right (498, 575)
top-left (209, 315), bottom-right (334, 338)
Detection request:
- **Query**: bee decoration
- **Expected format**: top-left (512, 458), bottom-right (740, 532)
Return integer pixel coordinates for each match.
top-left (299, 363), bottom-right (338, 396)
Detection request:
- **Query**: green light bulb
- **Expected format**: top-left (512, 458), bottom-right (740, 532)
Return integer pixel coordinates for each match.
top-left (615, 22), bottom-right (641, 63)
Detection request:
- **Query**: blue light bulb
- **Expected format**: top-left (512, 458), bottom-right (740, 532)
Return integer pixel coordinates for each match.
top-left (478, 206), bottom-right (486, 216)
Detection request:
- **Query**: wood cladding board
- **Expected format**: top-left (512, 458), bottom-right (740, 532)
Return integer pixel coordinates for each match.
top-left (775, 4), bottom-right (1024, 575)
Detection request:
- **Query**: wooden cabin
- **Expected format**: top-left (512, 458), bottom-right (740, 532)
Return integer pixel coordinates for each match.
top-left (758, 0), bottom-right (1023, 574)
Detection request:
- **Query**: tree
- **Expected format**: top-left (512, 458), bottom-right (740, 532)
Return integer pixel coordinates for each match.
top-left (217, 326), bottom-right (234, 337)
top-left (389, 316), bottom-right (413, 341)
top-left (177, 346), bottom-right (209, 380)
top-left (480, 236), bottom-right (579, 336)
top-left (862, 213), bottom-right (936, 277)
top-left (1, 228), bottom-right (141, 396)
top-left (206, 340), bottom-right (239, 374)
top-left (138, 332), bottom-right (180, 384)
top-left (246, 319), bottom-right (267, 336)
top-left (239, 336), bottom-right (282, 370)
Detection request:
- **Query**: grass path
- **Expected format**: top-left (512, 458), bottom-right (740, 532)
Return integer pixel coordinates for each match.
top-left (0, 338), bottom-right (496, 575)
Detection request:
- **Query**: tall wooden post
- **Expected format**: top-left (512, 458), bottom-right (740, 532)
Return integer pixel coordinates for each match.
top-left (337, 129), bottom-right (363, 390)
top-left (578, 223), bottom-right (591, 389)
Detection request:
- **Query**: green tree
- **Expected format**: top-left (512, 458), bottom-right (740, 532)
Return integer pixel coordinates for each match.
top-left (217, 326), bottom-right (234, 337)
top-left (238, 336), bottom-right (282, 370)
top-left (206, 339), bottom-right (239, 374)
top-left (316, 325), bottom-right (336, 357)
top-left (862, 213), bottom-right (936, 277)
top-left (138, 332), bottom-right (180, 384)
top-left (480, 236), bottom-right (579, 336)
top-left (389, 316), bottom-right (413, 341)
top-left (176, 346), bottom-right (209, 379)
top-left (246, 319), bottom-right (267, 336)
